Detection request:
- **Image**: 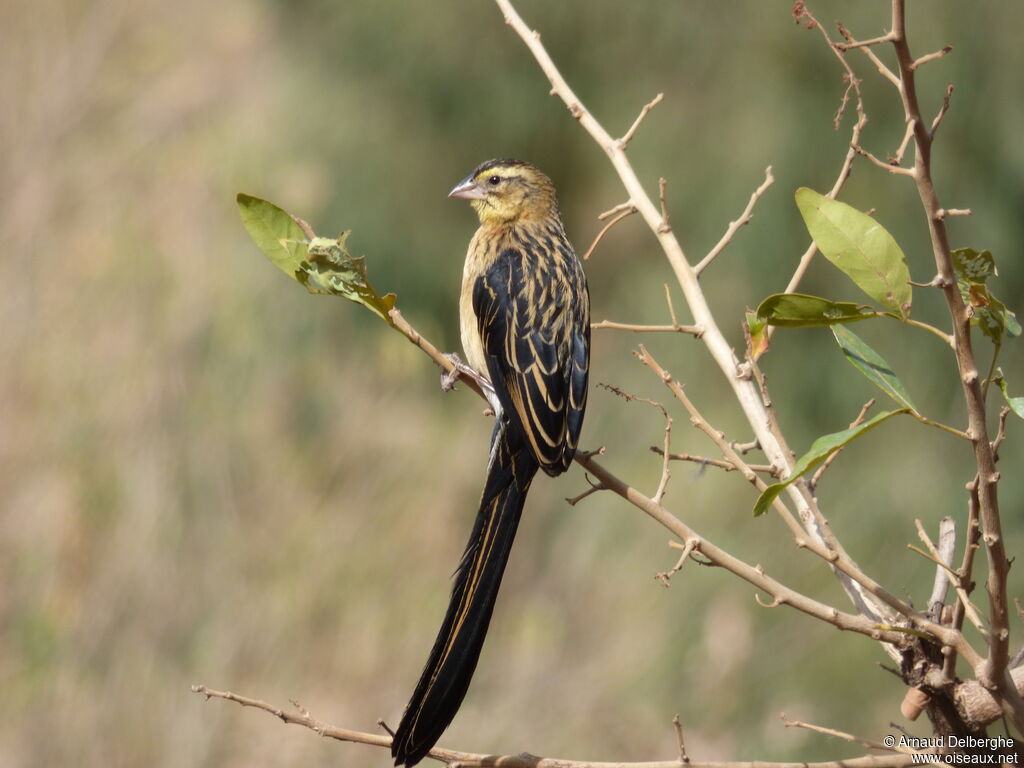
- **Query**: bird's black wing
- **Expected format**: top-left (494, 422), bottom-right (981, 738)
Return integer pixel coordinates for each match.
top-left (474, 241), bottom-right (589, 475)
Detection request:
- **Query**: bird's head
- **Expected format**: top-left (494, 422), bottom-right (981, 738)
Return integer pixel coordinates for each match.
top-left (448, 159), bottom-right (558, 225)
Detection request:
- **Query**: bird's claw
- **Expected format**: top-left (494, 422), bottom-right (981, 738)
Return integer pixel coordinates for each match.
top-left (440, 352), bottom-right (477, 392)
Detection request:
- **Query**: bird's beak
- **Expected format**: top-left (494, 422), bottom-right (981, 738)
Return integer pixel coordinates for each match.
top-left (448, 175), bottom-right (486, 200)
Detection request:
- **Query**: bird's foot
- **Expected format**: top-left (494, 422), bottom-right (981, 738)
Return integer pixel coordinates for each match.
top-left (441, 353), bottom-right (502, 417)
top-left (440, 352), bottom-right (479, 391)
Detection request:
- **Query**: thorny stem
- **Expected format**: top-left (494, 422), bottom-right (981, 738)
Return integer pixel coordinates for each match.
top-left (493, 0), bottom-right (899, 636)
top-left (883, 0), bottom-right (1015, 728)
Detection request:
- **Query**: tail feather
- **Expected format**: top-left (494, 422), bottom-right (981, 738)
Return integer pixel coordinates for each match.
top-left (391, 421), bottom-right (539, 767)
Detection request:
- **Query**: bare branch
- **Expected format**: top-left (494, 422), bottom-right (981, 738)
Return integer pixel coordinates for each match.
top-left (493, 0), bottom-right (897, 634)
top-left (912, 519), bottom-right (986, 635)
top-left (657, 177), bottom-right (671, 233)
top-left (783, 11), bottom-right (868, 295)
top-left (930, 83), bottom-right (954, 137)
top-left (583, 205), bottom-right (637, 260)
top-left (780, 714), bottom-right (903, 754)
top-left (837, 22), bottom-right (900, 87)
top-left (599, 200), bottom-right (636, 220)
top-left (834, 32), bottom-right (896, 52)
top-left (852, 143), bottom-right (916, 176)
top-left (695, 166), bottom-right (775, 275)
top-left (565, 475), bottom-right (607, 507)
top-left (892, 118), bottom-right (915, 165)
top-left (809, 399), bottom-right (875, 493)
top-left (882, 0), bottom-right (1014, 722)
top-left (935, 208), bottom-right (972, 219)
top-left (617, 92), bottom-right (664, 148)
top-left (591, 320), bottom-right (702, 336)
top-left (655, 538), bottom-right (698, 587)
top-left (672, 714), bottom-right (690, 764)
top-left (193, 682), bottom-right (923, 768)
top-left (926, 517), bottom-right (957, 620)
top-left (653, 449), bottom-right (776, 477)
top-left (912, 45), bottom-right (953, 71)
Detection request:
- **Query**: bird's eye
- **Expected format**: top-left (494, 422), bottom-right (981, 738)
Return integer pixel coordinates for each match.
top-left (488, 175), bottom-right (501, 186)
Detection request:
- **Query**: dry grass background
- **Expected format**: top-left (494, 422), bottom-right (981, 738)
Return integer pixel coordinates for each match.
top-left (1, 1), bottom-right (1023, 766)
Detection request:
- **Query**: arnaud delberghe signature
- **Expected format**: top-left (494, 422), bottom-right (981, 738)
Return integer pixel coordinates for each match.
top-left (899, 734), bottom-right (1016, 751)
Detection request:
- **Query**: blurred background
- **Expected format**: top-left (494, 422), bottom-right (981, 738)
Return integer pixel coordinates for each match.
top-left (2, 1), bottom-right (1022, 765)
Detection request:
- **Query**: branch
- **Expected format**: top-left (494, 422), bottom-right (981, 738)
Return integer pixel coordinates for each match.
top-left (924, 517), bottom-right (957, 620)
top-left (591, 320), bottom-right (702, 336)
top-left (583, 205), bottom-right (637, 261)
top-left (808, 399), bottom-right (875, 493)
top-left (694, 166), bottom-right (775, 275)
top-left (780, 714), bottom-right (901, 755)
top-left (783, 10), bottom-right (868, 295)
top-left (494, 0), bottom-right (901, 636)
top-left (912, 519), bottom-right (986, 636)
top-left (192, 682), bottom-right (923, 768)
top-left (882, 0), bottom-right (1015, 724)
top-left (617, 92), bottom-right (664, 148)
top-left (653, 449), bottom-right (777, 477)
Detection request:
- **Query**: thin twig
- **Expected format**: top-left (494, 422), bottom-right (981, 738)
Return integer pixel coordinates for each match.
top-left (935, 208), bottom-right (971, 219)
top-left (782, 10), bottom-right (868, 296)
top-left (618, 92), bottom-right (664, 148)
top-left (780, 714), bottom-right (907, 755)
top-left (694, 166), bottom-right (775, 275)
top-left (592, 320), bottom-right (702, 335)
top-left (656, 539), bottom-right (698, 587)
top-left (930, 83), bottom-right (954, 137)
top-left (652, 449), bottom-right (776, 476)
top-left (912, 45), bottom-right (953, 71)
top-left (583, 206), bottom-right (637, 260)
top-left (809, 399), bottom-right (875, 493)
top-left (673, 714), bottom-right (690, 764)
top-left (657, 177), bottom-right (671, 233)
top-left (925, 517), bottom-right (957, 620)
top-left (881, 0), bottom-right (1014, 723)
top-left (834, 32), bottom-right (895, 52)
top-left (892, 119), bottom-right (915, 165)
top-left (193, 683), bottom-right (921, 768)
top-left (837, 22), bottom-right (899, 86)
top-left (565, 475), bottom-right (607, 507)
top-left (852, 143), bottom-right (916, 176)
top-left (912, 519), bottom-right (986, 635)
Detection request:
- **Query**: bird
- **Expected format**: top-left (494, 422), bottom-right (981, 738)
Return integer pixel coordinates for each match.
top-left (390, 159), bottom-right (590, 767)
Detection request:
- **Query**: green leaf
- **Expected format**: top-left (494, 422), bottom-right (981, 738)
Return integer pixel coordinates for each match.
top-left (237, 193), bottom-right (309, 279)
top-left (753, 409), bottom-right (911, 516)
top-left (831, 324), bottom-right (918, 411)
top-left (795, 188), bottom-right (912, 317)
top-left (951, 247), bottom-right (1021, 344)
top-left (302, 235), bottom-right (396, 324)
top-left (744, 310), bottom-right (770, 360)
top-left (951, 247), bottom-right (996, 283)
top-left (237, 193), bottom-right (397, 325)
top-left (996, 374), bottom-right (1024, 420)
top-left (757, 293), bottom-right (877, 327)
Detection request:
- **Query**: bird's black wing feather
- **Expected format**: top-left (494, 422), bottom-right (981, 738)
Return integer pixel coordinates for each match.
top-left (474, 242), bottom-right (589, 475)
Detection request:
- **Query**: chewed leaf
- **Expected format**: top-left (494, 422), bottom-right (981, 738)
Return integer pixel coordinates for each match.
top-left (832, 325), bottom-right (918, 411)
top-left (795, 188), bottom-right (912, 317)
top-left (753, 409), bottom-right (911, 516)
top-left (952, 247), bottom-right (1020, 344)
top-left (951, 247), bottom-right (996, 283)
top-left (303, 235), bottom-right (397, 323)
top-left (757, 293), bottom-right (877, 327)
top-left (237, 194), bottom-right (396, 325)
top-left (237, 193), bottom-right (310, 279)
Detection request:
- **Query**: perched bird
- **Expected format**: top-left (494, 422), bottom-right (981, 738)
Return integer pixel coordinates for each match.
top-left (391, 159), bottom-right (590, 767)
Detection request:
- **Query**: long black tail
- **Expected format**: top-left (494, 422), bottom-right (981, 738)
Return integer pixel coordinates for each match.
top-left (391, 420), bottom-right (539, 767)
